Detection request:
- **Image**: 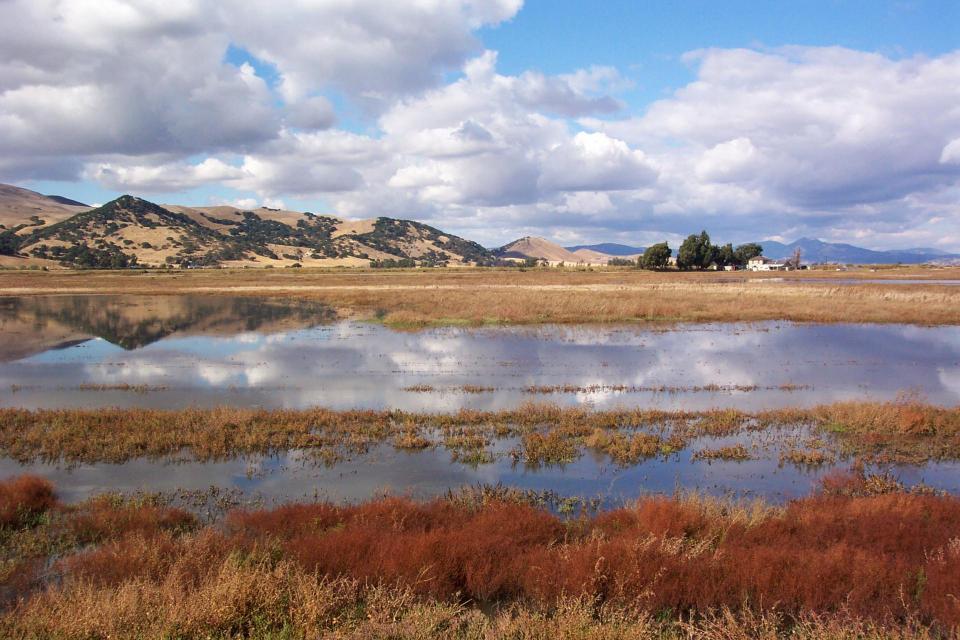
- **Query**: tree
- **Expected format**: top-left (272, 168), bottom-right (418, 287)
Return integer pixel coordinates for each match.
top-left (641, 242), bottom-right (671, 270)
top-left (716, 243), bottom-right (735, 268)
top-left (788, 247), bottom-right (802, 270)
top-left (677, 231), bottom-right (715, 270)
top-left (0, 230), bottom-right (22, 256)
top-left (733, 243), bottom-right (763, 267)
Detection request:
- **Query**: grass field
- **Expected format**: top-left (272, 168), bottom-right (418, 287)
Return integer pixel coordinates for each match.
top-left (2, 266), bottom-right (960, 327)
top-left (1, 474), bottom-right (958, 638)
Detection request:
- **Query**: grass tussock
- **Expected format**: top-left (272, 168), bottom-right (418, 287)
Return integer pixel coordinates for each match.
top-left (780, 447), bottom-right (835, 468)
top-left (2, 400), bottom-right (960, 467)
top-left (1, 476), bottom-right (960, 637)
top-left (691, 443), bottom-right (753, 462)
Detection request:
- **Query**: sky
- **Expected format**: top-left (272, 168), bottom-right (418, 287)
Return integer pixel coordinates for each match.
top-left (2, 1), bottom-right (959, 250)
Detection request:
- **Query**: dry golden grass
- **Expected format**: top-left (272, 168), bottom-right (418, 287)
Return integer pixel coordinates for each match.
top-left (9, 568), bottom-right (945, 639)
top-left (2, 267), bottom-right (959, 326)
top-left (6, 567), bottom-right (947, 639)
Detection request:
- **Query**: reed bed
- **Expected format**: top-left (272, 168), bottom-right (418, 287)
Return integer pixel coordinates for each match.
top-left (3, 267), bottom-right (959, 326)
top-left (0, 474), bottom-right (958, 637)
top-left (1, 398), bottom-right (958, 467)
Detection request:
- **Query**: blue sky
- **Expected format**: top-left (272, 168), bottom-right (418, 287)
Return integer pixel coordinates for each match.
top-left (3, 1), bottom-right (960, 249)
top-left (484, 1), bottom-right (959, 100)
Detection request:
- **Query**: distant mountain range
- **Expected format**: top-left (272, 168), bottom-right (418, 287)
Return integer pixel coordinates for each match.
top-left (757, 237), bottom-right (960, 265)
top-left (507, 235), bottom-right (960, 265)
top-left (565, 243), bottom-right (646, 256)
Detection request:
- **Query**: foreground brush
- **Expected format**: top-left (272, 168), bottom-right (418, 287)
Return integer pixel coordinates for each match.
top-left (0, 472), bottom-right (957, 638)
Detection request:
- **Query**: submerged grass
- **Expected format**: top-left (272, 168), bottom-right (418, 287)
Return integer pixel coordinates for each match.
top-left (1, 474), bottom-right (959, 637)
top-left (1, 397), bottom-right (958, 466)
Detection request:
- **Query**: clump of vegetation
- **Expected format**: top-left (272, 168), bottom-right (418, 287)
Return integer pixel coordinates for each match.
top-left (370, 257), bottom-right (416, 268)
top-left (393, 430), bottom-right (432, 450)
top-left (513, 430), bottom-right (580, 466)
top-left (0, 476), bottom-right (55, 528)
top-left (585, 429), bottom-right (663, 465)
top-left (691, 443), bottom-right (753, 462)
top-left (780, 447), bottom-right (834, 467)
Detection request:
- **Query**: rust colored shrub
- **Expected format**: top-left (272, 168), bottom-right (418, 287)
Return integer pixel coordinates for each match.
top-left (59, 528), bottom-right (231, 588)
top-left (593, 495), bottom-right (711, 538)
top-left (277, 498), bottom-right (564, 601)
top-left (185, 492), bottom-right (960, 624)
top-left (66, 496), bottom-right (196, 544)
top-left (7, 482), bottom-right (960, 630)
top-left (0, 475), bottom-right (56, 528)
top-left (226, 502), bottom-right (343, 538)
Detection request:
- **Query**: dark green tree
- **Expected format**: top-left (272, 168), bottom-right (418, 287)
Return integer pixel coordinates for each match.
top-left (641, 242), bottom-right (672, 270)
top-left (677, 231), bottom-right (715, 269)
top-left (733, 242), bottom-right (763, 266)
top-left (716, 243), bottom-right (735, 267)
top-left (0, 230), bottom-right (22, 256)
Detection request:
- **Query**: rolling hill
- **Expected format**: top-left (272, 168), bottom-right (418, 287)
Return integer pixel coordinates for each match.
top-left (0, 184), bottom-right (90, 231)
top-left (497, 236), bottom-right (640, 264)
top-left (496, 236), bottom-right (584, 263)
top-left (0, 185), bottom-right (494, 268)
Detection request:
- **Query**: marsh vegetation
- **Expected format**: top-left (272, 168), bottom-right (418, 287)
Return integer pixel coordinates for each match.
top-left (0, 398), bottom-right (957, 468)
top-left (0, 474), bottom-right (958, 638)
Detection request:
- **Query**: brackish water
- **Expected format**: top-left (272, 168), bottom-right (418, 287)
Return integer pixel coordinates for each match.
top-left (1, 294), bottom-right (958, 504)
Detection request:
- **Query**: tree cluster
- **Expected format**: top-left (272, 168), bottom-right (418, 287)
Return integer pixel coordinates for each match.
top-left (676, 231), bottom-right (762, 270)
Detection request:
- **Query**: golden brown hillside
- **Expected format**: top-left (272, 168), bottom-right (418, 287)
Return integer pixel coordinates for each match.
top-left (0, 187), bottom-right (494, 269)
top-left (496, 236), bottom-right (620, 264)
top-left (0, 184), bottom-right (90, 235)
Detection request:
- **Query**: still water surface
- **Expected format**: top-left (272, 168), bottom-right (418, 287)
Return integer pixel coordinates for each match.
top-left (1, 295), bottom-right (958, 412)
top-left (1, 294), bottom-right (958, 504)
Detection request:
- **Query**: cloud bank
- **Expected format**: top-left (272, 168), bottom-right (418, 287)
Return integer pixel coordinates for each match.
top-left (1, 1), bottom-right (959, 249)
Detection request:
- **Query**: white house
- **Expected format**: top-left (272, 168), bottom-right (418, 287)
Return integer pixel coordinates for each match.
top-left (747, 256), bottom-right (791, 271)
